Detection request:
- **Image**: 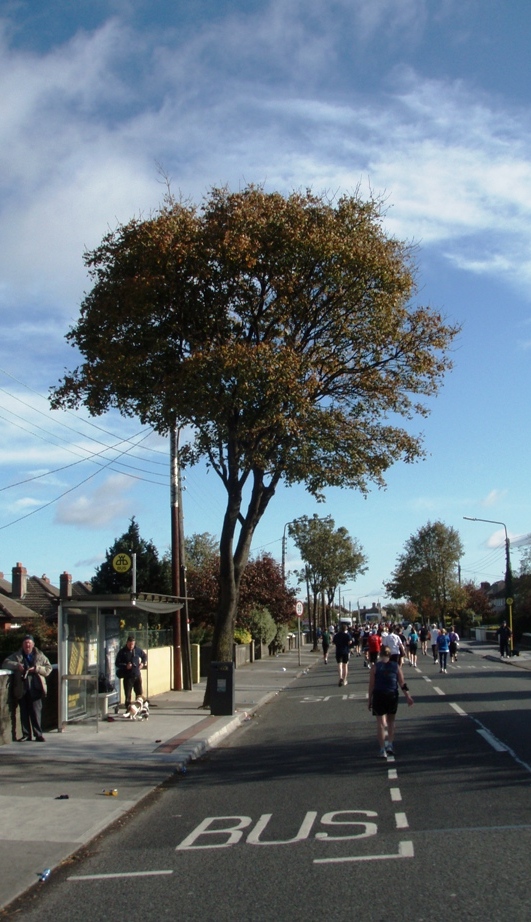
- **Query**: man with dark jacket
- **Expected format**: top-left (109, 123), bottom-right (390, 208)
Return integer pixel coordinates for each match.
top-left (115, 635), bottom-right (147, 707)
top-left (2, 634), bottom-right (52, 741)
top-left (496, 620), bottom-right (512, 659)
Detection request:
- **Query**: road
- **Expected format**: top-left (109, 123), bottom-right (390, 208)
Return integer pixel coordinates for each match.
top-left (9, 648), bottom-right (531, 922)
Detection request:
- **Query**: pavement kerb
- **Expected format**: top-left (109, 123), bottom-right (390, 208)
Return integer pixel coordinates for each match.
top-left (172, 660), bottom-right (315, 769)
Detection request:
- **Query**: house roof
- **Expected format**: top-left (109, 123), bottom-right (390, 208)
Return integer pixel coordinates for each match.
top-left (0, 596), bottom-right (41, 625)
top-left (0, 566), bottom-right (93, 625)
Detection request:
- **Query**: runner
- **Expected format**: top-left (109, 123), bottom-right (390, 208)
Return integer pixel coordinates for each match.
top-left (368, 645), bottom-right (414, 758)
top-left (321, 628), bottom-right (331, 664)
top-left (448, 625), bottom-right (460, 662)
top-left (429, 624), bottom-right (440, 664)
top-left (332, 623), bottom-right (353, 686)
top-left (419, 624), bottom-right (429, 656)
top-left (408, 626), bottom-right (419, 667)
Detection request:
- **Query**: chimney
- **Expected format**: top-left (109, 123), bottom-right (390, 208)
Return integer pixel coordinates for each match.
top-left (60, 571), bottom-right (72, 601)
top-left (12, 563), bottom-right (27, 599)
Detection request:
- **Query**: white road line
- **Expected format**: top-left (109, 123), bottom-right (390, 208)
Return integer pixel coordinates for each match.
top-left (433, 687), bottom-right (446, 696)
top-left (390, 788), bottom-right (402, 802)
top-left (449, 702), bottom-right (467, 716)
top-left (314, 840), bottom-right (414, 864)
top-left (395, 813), bottom-right (409, 829)
top-left (388, 769), bottom-right (398, 780)
top-left (476, 728), bottom-right (508, 752)
top-left (68, 870), bottom-right (174, 881)
top-left (422, 676), bottom-right (432, 683)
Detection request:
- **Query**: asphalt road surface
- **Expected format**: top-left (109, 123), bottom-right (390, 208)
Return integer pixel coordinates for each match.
top-left (9, 649), bottom-right (531, 922)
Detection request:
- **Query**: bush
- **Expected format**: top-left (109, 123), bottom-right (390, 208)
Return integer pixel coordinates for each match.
top-left (270, 623), bottom-right (289, 654)
top-left (247, 607), bottom-right (277, 646)
top-left (234, 627), bottom-right (252, 645)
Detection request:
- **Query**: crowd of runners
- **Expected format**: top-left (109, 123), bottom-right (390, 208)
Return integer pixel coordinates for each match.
top-left (318, 620), bottom-right (461, 759)
top-left (319, 620), bottom-right (460, 679)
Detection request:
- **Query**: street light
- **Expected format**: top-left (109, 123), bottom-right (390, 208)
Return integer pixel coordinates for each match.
top-left (282, 520), bottom-right (297, 583)
top-left (463, 517), bottom-right (514, 652)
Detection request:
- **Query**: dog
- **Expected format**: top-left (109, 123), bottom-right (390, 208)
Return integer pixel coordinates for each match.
top-left (123, 697), bottom-right (149, 720)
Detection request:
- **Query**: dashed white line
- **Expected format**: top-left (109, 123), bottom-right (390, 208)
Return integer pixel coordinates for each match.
top-left (449, 702), bottom-right (467, 716)
top-left (433, 687), bottom-right (445, 696)
top-left (390, 788), bottom-right (402, 803)
top-left (395, 812), bottom-right (409, 829)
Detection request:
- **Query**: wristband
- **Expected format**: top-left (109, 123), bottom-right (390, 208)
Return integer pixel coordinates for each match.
top-left (401, 684), bottom-right (409, 692)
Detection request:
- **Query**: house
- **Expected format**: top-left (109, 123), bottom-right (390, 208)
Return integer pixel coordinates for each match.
top-left (0, 563), bottom-right (92, 630)
top-left (481, 580), bottom-right (506, 616)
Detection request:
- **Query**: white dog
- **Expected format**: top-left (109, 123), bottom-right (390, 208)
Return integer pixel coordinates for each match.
top-left (124, 697), bottom-right (149, 720)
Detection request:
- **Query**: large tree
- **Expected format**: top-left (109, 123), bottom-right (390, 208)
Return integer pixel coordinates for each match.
top-left (385, 520), bottom-right (463, 623)
top-left (50, 185), bottom-right (458, 682)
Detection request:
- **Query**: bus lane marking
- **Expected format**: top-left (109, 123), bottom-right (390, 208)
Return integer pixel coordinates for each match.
top-left (176, 811), bottom-right (379, 851)
top-left (314, 840), bottom-right (414, 864)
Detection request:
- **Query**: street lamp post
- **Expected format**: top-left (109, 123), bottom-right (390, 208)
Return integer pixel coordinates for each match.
top-left (282, 520), bottom-right (297, 583)
top-left (463, 517), bottom-right (514, 653)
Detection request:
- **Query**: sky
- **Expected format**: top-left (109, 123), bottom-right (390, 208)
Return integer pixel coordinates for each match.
top-left (1, 0), bottom-right (531, 611)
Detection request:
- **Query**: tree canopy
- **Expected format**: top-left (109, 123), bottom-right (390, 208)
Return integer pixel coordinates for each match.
top-left (51, 184), bottom-right (459, 669)
top-left (289, 514), bottom-right (367, 606)
top-left (385, 520), bottom-right (464, 622)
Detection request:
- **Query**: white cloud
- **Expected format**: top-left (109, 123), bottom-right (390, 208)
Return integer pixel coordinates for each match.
top-left (54, 473), bottom-right (133, 528)
top-left (1, 6), bottom-right (531, 337)
top-left (482, 489), bottom-right (508, 508)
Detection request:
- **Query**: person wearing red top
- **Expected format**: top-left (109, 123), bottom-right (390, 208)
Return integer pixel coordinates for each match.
top-left (367, 630), bottom-right (382, 667)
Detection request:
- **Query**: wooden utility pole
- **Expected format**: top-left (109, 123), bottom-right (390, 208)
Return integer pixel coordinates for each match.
top-left (170, 426), bottom-right (183, 690)
top-left (178, 444), bottom-right (192, 690)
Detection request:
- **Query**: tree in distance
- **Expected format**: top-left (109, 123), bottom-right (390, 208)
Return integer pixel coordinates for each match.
top-left (91, 516), bottom-right (172, 596)
top-left (385, 520), bottom-right (464, 623)
top-left (289, 514), bottom-right (367, 639)
top-left (50, 184), bottom-right (459, 701)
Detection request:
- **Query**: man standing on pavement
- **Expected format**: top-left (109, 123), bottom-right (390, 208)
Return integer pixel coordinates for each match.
top-left (2, 634), bottom-right (52, 741)
top-left (496, 620), bottom-right (512, 659)
top-left (115, 635), bottom-right (147, 708)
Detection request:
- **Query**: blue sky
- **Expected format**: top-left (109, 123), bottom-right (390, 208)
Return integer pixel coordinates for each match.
top-left (1, 0), bottom-right (531, 609)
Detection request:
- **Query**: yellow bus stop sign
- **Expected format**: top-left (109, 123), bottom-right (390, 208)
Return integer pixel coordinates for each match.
top-left (112, 553), bottom-right (132, 573)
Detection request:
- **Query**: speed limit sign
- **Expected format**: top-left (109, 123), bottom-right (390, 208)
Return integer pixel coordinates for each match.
top-left (295, 601), bottom-right (304, 617)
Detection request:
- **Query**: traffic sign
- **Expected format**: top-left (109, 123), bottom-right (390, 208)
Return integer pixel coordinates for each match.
top-left (112, 553), bottom-right (132, 573)
top-left (295, 601), bottom-right (304, 617)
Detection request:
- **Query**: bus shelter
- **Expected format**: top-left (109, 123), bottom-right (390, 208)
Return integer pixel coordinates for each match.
top-left (58, 594), bottom-right (183, 731)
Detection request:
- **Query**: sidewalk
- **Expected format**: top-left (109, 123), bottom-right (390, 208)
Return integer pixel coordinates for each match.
top-left (0, 647), bottom-right (318, 911)
top-left (461, 638), bottom-right (531, 669)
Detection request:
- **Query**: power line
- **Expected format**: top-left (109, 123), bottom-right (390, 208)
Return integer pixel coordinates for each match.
top-left (0, 430), bottom-right (156, 531)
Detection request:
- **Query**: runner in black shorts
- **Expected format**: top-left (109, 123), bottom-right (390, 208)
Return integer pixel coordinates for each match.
top-left (368, 645), bottom-right (414, 758)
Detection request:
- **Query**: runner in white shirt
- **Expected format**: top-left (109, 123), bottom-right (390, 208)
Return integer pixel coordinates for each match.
top-left (429, 625), bottom-right (439, 664)
top-left (382, 625), bottom-right (405, 663)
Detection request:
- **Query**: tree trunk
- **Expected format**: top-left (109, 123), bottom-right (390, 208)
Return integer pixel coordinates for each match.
top-left (201, 464), bottom-right (280, 707)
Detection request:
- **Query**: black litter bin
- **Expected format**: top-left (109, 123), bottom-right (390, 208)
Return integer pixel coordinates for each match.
top-left (209, 661), bottom-right (235, 715)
